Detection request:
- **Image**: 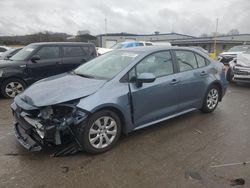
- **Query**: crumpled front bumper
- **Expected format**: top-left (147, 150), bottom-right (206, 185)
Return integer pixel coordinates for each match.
top-left (13, 110), bottom-right (55, 151)
top-left (14, 121), bottom-right (43, 151)
top-left (11, 101), bottom-right (88, 155)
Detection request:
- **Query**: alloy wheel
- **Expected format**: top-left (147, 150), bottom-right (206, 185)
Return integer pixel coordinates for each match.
top-left (206, 88), bottom-right (219, 110)
top-left (5, 82), bottom-right (24, 98)
top-left (88, 116), bottom-right (118, 149)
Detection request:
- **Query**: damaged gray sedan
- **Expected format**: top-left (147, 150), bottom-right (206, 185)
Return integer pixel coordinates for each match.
top-left (11, 46), bottom-right (228, 155)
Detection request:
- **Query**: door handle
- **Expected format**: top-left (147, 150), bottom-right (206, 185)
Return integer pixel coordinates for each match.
top-left (56, 62), bottom-right (62, 65)
top-left (170, 79), bottom-right (180, 85)
top-left (200, 71), bottom-right (208, 76)
top-left (19, 65), bottom-right (26, 68)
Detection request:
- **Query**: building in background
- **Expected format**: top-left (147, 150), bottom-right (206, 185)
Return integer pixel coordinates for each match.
top-left (96, 32), bottom-right (194, 48)
top-left (96, 32), bottom-right (250, 54)
top-left (171, 34), bottom-right (250, 54)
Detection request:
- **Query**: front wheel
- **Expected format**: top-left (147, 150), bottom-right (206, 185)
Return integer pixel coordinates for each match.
top-left (79, 110), bottom-right (122, 154)
top-left (200, 85), bottom-right (220, 113)
top-left (1, 78), bottom-right (26, 98)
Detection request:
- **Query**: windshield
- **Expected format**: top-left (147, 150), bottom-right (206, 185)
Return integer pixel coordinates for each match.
top-left (10, 45), bottom-right (37, 61)
top-left (111, 43), bottom-right (126, 49)
top-left (228, 46), bottom-right (250, 52)
top-left (74, 50), bottom-right (140, 80)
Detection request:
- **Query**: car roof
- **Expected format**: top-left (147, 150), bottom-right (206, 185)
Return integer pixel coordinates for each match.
top-left (29, 42), bottom-right (94, 46)
top-left (119, 46), bottom-right (202, 53)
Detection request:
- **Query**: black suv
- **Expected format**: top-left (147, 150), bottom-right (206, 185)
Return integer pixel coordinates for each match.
top-left (0, 42), bottom-right (97, 98)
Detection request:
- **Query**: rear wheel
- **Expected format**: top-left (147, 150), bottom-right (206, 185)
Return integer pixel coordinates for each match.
top-left (1, 78), bottom-right (26, 98)
top-left (79, 110), bottom-right (122, 154)
top-left (200, 85), bottom-right (220, 113)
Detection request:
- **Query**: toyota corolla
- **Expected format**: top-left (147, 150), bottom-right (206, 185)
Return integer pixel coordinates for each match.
top-left (11, 46), bottom-right (228, 155)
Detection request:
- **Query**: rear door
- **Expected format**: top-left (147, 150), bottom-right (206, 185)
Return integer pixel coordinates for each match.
top-left (61, 45), bottom-right (90, 72)
top-left (129, 51), bottom-right (180, 127)
top-left (26, 46), bottom-right (62, 81)
top-left (173, 50), bottom-right (209, 110)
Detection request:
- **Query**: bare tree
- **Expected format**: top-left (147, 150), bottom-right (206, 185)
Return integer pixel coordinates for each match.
top-left (228, 29), bottom-right (240, 35)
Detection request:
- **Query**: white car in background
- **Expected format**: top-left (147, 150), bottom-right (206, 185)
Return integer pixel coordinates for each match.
top-left (217, 45), bottom-right (250, 65)
top-left (97, 41), bottom-right (171, 55)
top-left (0, 46), bottom-right (11, 55)
top-left (227, 49), bottom-right (250, 82)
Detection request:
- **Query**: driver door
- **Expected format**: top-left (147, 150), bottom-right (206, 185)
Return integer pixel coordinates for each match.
top-left (26, 46), bottom-right (62, 82)
top-left (129, 51), bottom-right (180, 128)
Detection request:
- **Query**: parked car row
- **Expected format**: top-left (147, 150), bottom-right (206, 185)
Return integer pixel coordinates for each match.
top-left (10, 46), bottom-right (228, 155)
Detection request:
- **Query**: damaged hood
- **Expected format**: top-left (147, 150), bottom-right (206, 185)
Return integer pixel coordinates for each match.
top-left (18, 73), bottom-right (107, 107)
top-left (236, 53), bottom-right (250, 67)
top-left (220, 51), bottom-right (244, 56)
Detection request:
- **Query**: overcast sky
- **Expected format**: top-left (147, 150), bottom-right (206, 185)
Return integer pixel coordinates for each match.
top-left (0, 0), bottom-right (249, 36)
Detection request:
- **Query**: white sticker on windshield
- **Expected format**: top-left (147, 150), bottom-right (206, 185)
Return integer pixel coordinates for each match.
top-left (121, 53), bottom-right (138, 58)
top-left (25, 48), bottom-right (34, 52)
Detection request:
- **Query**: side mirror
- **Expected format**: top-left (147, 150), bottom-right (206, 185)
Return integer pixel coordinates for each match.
top-left (30, 55), bottom-right (40, 63)
top-left (136, 73), bottom-right (156, 87)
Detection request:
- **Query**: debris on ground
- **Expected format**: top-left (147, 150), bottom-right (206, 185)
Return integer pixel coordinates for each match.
top-left (230, 178), bottom-right (245, 186)
top-left (61, 166), bottom-right (69, 173)
top-left (194, 129), bottom-right (203, 134)
top-left (210, 161), bottom-right (250, 168)
top-left (185, 171), bottom-right (202, 180)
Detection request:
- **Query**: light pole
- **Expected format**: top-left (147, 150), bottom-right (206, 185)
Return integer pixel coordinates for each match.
top-left (213, 18), bottom-right (219, 58)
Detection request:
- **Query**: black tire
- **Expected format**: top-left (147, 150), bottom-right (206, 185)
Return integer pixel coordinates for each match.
top-left (78, 110), bottom-right (122, 154)
top-left (200, 85), bottom-right (220, 113)
top-left (0, 78), bottom-right (27, 98)
top-left (226, 68), bottom-right (233, 82)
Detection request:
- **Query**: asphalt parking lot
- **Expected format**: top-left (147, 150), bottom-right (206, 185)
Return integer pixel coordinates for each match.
top-left (0, 84), bottom-right (250, 188)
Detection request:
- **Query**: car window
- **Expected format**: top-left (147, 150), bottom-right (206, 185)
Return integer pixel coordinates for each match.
top-left (125, 43), bottom-right (134, 48)
top-left (175, 50), bottom-right (198, 72)
top-left (195, 54), bottom-right (207, 67)
top-left (63, 46), bottom-right (84, 57)
top-left (135, 51), bottom-right (174, 78)
top-left (146, 43), bottom-right (153, 46)
top-left (36, 46), bottom-right (60, 60)
top-left (137, 43), bottom-right (144, 46)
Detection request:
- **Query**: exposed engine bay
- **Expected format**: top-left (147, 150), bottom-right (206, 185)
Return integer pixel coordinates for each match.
top-left (11, 100), bottom-right (88, 157)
